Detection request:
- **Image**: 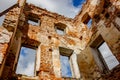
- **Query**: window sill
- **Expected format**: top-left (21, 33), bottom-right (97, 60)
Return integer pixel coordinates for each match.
top-left (101, 64), bottom-right (120, 76)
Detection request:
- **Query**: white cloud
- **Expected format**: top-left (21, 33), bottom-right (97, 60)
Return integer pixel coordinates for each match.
top-left (16, 47), bottom-right (36, 76)
top-left (27, 0), bottom-right (82, 18)
top-left (60, 55), bottom-right (72, 77)
top-left (0, 0), bottom-right (84, 26)
top-left (0, 0), bottom-right (17, 13)
top-left (16, 62), bottom-right (35, 76)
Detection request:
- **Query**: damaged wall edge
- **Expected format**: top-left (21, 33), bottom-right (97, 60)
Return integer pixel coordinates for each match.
top-left (0, 0), bottom-right (120, 80)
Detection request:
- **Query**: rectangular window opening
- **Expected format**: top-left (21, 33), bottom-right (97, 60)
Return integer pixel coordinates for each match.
top-left (82, 13), bottom-right (92, 28)
top-left (55, 23), bottom-right (66, 35)
top-left (56, 27), bottom-right (65, 35)
top-left (59, 47), bottom-right (73, 78)
top-left (105, 13), bottom-right (110, 19)
top-left (87, 19), bottom-right (92, 28)
top-left (98, 42), bottom-right (119, 70)
top-left (60, 55), bottom-right (72, 78)
top-left (28, 17), bottom-right (40, 26)
top-left (16, 46), bottom-right (37, 76)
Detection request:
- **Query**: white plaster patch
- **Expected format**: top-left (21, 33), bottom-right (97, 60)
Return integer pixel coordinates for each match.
top-left (116, 1), bottom-right (120, 6)
top-left (90, 0), bottom-right (100, 6)
top-left (115, 17), bottom-right (120, 26)
top-left (108, 7), bottom-right (115, 13)
top-left (70, 53), bottom-right (81, 78)
top-left (19, 0), bottom-right (26, 7)
top-left (37, 33), bottom-right (49, 44)
top-left (0, 53), bottom-right (4, 64)
top-left (52, 49), bottom-right (61, 77)
top-left (0, 29), bottom-right (12, 43)
top-left (36, 45), bottom-right (41, 71)
top-left (98, 20), bottom-right (105, 28)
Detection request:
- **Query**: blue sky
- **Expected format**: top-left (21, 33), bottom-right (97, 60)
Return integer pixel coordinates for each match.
top-left (73, 0), bottom-right (85, 7)
top-left (0, 0), bottom-right (86, 26)
top-left (16, 47), bottom-right (36, 76)
top-left (60, 55), bottom-right (72, 77)
top-left (16, 47), bottom-right (73, 77)
top-left (26, 0), bottom-right (86, 18)
top-left (1, 0), bottom-right (86, 77)
top-left (87, 19), bottom-right (92, 28)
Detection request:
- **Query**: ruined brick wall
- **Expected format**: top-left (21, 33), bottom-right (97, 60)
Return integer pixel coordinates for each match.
top-left (77, 0), bottom-right (120, 80)
top-left (17, 4), bottom-right (90, 79)
top-left (0, 0), bottom-right (91, 80)
top-left (0, 0), bottom-right (120, 80)
top-left (0, 0), bottom-right (26, 79)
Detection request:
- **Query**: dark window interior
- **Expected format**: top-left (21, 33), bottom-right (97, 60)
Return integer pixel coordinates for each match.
top-left (82, 13), bottom-right (92, 28)
top-left (83, 16), bottom-right (91, 24)
top-left (105, 13), bottom-right (110, 19)
top-left (94, 14), bottom-right (100, 23)
top-left (28, 16), bottom-right (40, 26)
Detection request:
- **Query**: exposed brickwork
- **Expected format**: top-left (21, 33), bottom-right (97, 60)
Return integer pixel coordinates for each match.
top-left (77, 0), bottom-right (120, 80)
top-left (40, 45), bottom-right (54, 74)
top-left (0, 0), bottom-right (120, 80)
top-left (0, 0), bottom-right (26, 79)
top-left (102, 65), bottom-right (120, 80)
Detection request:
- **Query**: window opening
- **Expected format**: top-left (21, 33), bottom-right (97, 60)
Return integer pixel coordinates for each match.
top-left (16, 46), bottom-right (36, 76)
top-left (28, 17), bottom-right (40, 26)
top-left (82, 13), bottom-right (92, 28)
top-left (56, 27), bottom-right (65, 35)
top-left (87, 19), bottom-right (92, 28)
top-left (59, 47), bottom-right (73, 78)
top-left (98, 42), bottom-right (119, 70)
top-left (55, 23), bottom-right (66, 35)
top-left (60, 55), bottom-right (72, 77)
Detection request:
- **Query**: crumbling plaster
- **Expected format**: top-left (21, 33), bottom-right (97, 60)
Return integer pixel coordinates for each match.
top-left (0, 0), bottom-right (120, 80)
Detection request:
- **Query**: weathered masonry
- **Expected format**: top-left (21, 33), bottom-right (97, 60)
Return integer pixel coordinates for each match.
top-left (0, 0), bottom-right (120, 80)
